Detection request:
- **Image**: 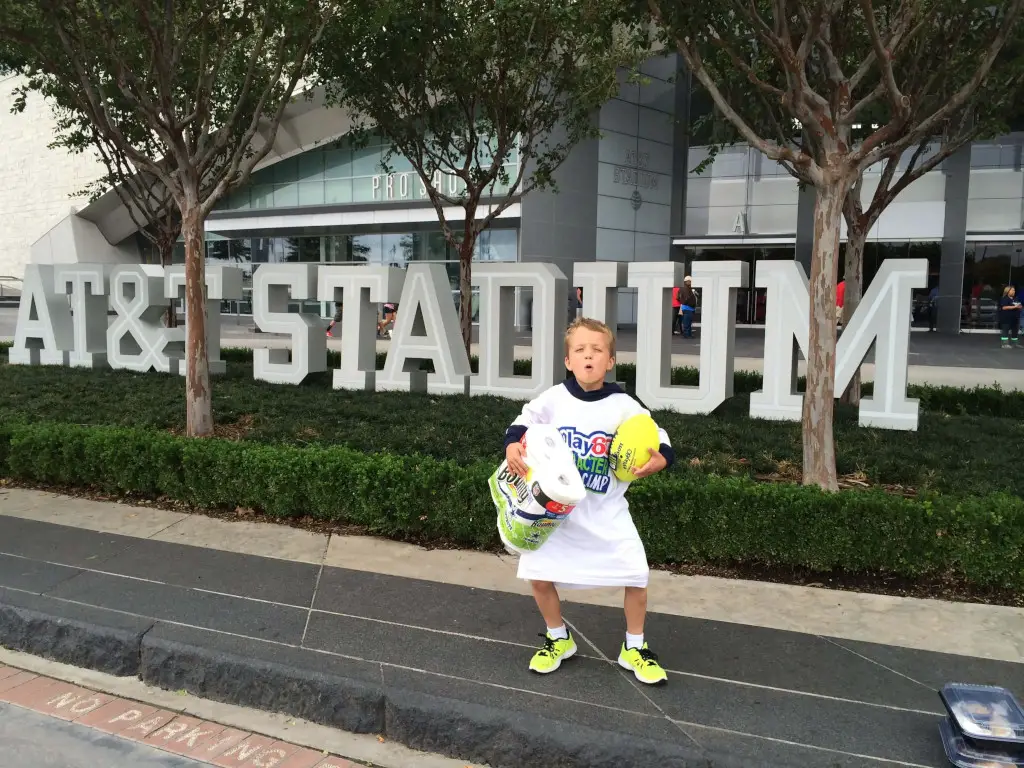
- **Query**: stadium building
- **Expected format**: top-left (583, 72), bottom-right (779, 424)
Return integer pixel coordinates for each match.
top-left (1, 54), bottom-right (1022, 333)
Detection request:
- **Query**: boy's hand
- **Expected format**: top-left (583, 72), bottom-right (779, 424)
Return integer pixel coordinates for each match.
top-left (506, 442), bottom-right (529, 477)
top-left (632, 448), bottom-right (667, 479)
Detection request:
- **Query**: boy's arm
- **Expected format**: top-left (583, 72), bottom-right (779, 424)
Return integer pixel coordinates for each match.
top-left (503, 390), bottom-right (553, 449)
top-left (628, 400), bottom-right (676, 469)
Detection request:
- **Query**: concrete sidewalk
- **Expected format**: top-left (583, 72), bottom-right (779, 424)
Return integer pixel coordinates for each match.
top-left (1, 488), bottom-right (1023, 767)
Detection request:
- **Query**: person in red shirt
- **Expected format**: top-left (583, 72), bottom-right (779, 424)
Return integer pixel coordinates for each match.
top-left (672, 285), bottom-right (683, 335)
top-left (836, 280), bottom-right (846, 326)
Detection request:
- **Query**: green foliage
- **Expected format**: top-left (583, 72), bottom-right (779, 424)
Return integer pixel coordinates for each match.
top-left (0, 0), bottom-right (333, 214)
top-left (315, 0), bottom-right (647, 339)
top-left (1, 355), bottom-right (1022, 498)
top-left (652, 0), bottom-right (1024, 181)
top-left (2, 419), bottom-right (1022, 590)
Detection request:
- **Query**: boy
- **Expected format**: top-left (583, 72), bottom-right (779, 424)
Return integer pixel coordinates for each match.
top-left (503, 317), bottom-right (674, 684)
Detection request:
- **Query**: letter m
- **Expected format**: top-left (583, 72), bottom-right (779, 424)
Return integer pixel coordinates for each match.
top-left (750, 259), bottom-right (926, 430)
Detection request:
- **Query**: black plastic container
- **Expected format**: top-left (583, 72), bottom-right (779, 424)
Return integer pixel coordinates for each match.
top-left (939, 718), bottom-right (1024, 768)
top-left (938, 684), bottom-right (1024, 767)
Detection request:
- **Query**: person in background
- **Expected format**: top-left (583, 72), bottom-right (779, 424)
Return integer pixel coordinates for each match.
top-left (671, 285), bottom-right (683, 335)
top-left (679, 276), bottom-right (697, 339)
top-left (928, 286), bottom-right (939, 332)
top-left (998, 286), bottom-right (1022, 348)
top-left (325, 302), bottom-right (343, 338)
top-left (836, 279), bottom-right (846, 327)
top-left (377, 302), bottom-right (398, 338)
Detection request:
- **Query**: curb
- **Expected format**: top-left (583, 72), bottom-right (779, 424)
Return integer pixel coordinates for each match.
top-left (0, 594), bottom-right (749, 768)
top-left (0, 589), bottom-right (152, 677)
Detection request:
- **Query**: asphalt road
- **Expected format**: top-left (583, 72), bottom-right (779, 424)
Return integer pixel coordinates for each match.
top-left (0, 702), bottom-right (205, 768)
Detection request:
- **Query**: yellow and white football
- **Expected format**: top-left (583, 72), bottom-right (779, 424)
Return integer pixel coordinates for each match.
top-left (609, 413), bottom-right (660, 483)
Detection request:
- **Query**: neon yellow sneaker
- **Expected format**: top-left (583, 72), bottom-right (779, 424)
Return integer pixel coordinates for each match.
top-left (618, 643), bottom-right (668, 685)
top-left (529, 632), bottom-right (577, 674)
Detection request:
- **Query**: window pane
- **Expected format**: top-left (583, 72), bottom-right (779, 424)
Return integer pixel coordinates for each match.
top-left (411, 231), bottom-right (449, 261)
top-left (477, 229), bottom-right (518, 261)
top-left (381, 233), bottom-right (413, 268)
top-left (251, 185), bottom-right (274, 209)
top-left (274, 183), bottom-right (299, 208)
top-left (325, 179), bottom-right (352, 204)
top-left (351, 234), bottom-right (381, 264)
top-left (206, 240), bottom-right (230, 263)
top-left (298, 182), bottom-right (325, 206)
top-left (450, 289), bottom-right (480, 321)
top-left (963, 243), bottom-right (1014, 329)
top-left (250, 238), bottom-right (272, 264)
top-left (324, 148), bottom-right (352, 179)
top-left (298, 152), bottom-right (324, 182)
top-left (229, 239), bottom-right (252, 264)
top-left (273, 157), bottom-right (298, 184)
top-left (325, 235), bottom-right (350, 263)
top-left (352, 146), bottom-right (383, 176)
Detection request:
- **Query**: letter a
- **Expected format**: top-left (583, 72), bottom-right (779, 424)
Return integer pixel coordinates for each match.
top-left (9, 264), bottom-right (73, 366)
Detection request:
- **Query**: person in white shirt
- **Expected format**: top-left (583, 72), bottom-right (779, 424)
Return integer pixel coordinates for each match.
top-left (503, 318), bottom-right (674, 684)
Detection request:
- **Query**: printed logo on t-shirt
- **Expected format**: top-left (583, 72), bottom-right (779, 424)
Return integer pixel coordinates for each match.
top-left (558, 427), bottom-right (612, 493)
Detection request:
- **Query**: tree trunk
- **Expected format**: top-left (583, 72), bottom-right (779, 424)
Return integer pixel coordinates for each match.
top-left (159, 238), bottom-right (178, 329)
top-left (839, 229), bottom-right (865, 405)
top-left (180, 201), bottom-right (212, 437)
top-left (802, 178), bottom-right (849, 491)
top-left (458, 236), bottom-right (474, 358)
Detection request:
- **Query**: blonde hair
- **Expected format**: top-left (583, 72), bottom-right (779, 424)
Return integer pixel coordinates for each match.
top-left (1004, 285), bottom-right (1015, 296)
top-left (565, 317), bottom-right (615, 358)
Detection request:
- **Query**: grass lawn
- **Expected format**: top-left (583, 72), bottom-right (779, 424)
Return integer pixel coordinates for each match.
top-left (1, 354), bottom-right (1019, 500)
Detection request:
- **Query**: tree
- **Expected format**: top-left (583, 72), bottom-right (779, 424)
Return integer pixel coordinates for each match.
top-left (649, 0), bottom-right (1024, 489)
top-left (316, 0), bottom-right (646, 354)
top-left (0, 0), bottom-right (334, 435)
top-left (53, 106), bottom-right (185, 327)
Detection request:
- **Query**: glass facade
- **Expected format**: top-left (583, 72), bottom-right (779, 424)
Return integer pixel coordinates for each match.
top-left (682, 246), bottom-right (795, 324)
top-left (962, 242), bottom-right (1024, 329)
top-left (682, 241), bottom-right (942, 327)
top-left (215, 134), bottom-right (520, 212)
top-left (164, 228), bottom-right (518, 318)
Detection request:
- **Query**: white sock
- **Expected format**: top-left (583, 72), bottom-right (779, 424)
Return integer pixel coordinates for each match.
top-left (547, 625), bottom-right (568, 640)
top-left (626, 632), bottom-right (644, 650)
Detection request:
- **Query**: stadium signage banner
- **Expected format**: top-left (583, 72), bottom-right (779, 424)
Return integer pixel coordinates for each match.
top-left (9, 258), bottom-right (926, 430)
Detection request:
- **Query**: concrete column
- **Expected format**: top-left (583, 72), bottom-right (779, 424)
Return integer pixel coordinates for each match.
top-left (671, 68), bottom-right (692, 237)
top-left (794, 181), bottom-right (814, 272)
top-left (938, 143), bottom-right (971, 335)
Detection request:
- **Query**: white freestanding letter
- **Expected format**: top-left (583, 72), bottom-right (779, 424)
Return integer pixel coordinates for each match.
top-left (54, 264), bottom-right (109, 369)
top-left (252, 264), bottom-right (326, 385)
top-left (107, 265), bottom-right (174, 373)
top-left (628, 260), bottom-right (746, 413)
top-left (573, 262), bottom-right (627, 383)
top-left (165, 265), bottom-right (244, 376)
top-left (751, 259), bottom-right (924, 429)
top-left (379, 263), bottom-right (471, 395)
top-left (473, 263), bottom-right (567, 399)
top-left (749, 261), bottom-right (808, 421)
top-left (836, 259), bottom-right (923, 429)
top-left (318, 265), bottom-right (404, 391)
top-left (9, 264), bottom-right (73, 366)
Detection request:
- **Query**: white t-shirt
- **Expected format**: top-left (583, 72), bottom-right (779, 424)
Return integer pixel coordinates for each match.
top-left (504, 379), bottom-right (673, 589)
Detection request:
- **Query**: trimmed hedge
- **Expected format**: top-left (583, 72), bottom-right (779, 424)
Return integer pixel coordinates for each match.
top-left (2, 350), bottom-right (1022, 498)
top-left (1, 419), bottom-right (1022, 590)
